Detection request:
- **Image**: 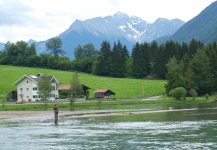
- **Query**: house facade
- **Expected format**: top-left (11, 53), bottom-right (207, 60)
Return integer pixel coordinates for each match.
top-left (13, 74), bottom-right (61, 101)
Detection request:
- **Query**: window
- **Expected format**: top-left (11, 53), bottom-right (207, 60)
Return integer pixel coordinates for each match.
top-left (33, 95), bottom-right (38, 98)
top-left (52, 86), bottom-right (56, 90)
top-left (20, 88), bottom-right (22, 91)
top-left (27, 81), bottom-right (28, 83)
top-left (33, 87), bottom-right (37, 90)
top-left (27, 88), bottom-right (29, 91)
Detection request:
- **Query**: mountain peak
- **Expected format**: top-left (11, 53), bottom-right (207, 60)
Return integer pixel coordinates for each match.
top-left (113, 11), bottom-right (129, 18)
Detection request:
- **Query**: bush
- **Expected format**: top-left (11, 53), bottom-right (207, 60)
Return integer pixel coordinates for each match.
top-left (205, 94), bottom-right (209, 100)
top-left (190, 89), bottom-right (197, 100)
top-left (169, 87), bottom-right (187, 100)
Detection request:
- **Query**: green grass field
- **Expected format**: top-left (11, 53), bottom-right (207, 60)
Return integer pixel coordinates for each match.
top-left (0, 65), bottom-right (166, 100)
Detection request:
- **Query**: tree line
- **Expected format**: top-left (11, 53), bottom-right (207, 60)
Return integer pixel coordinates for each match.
top-left (0, 37), bottom-right (217, 95)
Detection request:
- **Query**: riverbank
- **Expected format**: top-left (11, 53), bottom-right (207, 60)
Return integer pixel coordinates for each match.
top-left (0, 108), bottom-right (203, 120)
top-left (0, 109), bottom-right (163, 120)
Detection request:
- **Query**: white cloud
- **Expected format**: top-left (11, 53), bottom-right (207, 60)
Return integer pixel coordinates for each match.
top-left (0, 0), bottom-right (216, 43)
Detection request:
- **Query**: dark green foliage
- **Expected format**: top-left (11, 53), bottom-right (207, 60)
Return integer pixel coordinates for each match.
top-left (169, 87), bottom-right (187, 100)
top-left (110, 41), bottom-right (128, 78)
top-left (188, 39), bottom-right (204, 57)
top-left (131, 42), bottom-right (142, 78)
top-left (190, 89), bottom-right (197, 100)
top-left (209, 43), bottom-right (217, 91)
top-left (94, 41), bottom-right (112, 76)
top-left (182, 54), bottom-right (195, 92)
top-left (74, 43), bottom-right (99, 59)
top-left (165, 57), bottom-right (185, 94)
top-left (72, 43), bottom-right (98, 73)
top-left (131, 42), bottom-right (151, 78)
top-left (46, 37), bottom-right (65, 58)
top-left (59, 89), bottom-right (71, 99)
top-left (191, 49), bottom-right (212, 95)
top-left (153, 44), bottom-right (167, 78)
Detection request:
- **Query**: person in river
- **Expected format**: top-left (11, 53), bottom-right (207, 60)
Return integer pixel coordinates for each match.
top-left (53, 104), bottom-right (59, 125)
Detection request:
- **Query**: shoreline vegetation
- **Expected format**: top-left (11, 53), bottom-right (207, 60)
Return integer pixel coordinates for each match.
top-left (0, 96), bottom-right (214, 111)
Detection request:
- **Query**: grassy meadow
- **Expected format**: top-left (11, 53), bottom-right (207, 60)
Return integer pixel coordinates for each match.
top-left (0, 65), bottom-right (166, 100)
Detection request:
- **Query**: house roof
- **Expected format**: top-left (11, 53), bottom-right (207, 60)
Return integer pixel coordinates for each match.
top-left (58, 85), bottom-right (71, 90)
top-left (94, 89), bottom-right (116, 95)
top-left (13, 74), bottom-right (62, 85)
top-left (58, 84), bottom-right (91, 90)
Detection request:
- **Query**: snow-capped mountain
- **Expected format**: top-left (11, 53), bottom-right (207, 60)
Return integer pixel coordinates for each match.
top-left (57, 12), bottom-right (184, 58)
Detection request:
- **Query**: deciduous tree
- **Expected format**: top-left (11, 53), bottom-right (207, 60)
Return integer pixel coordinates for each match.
top-left (46, 37), bottom-right (65, 58)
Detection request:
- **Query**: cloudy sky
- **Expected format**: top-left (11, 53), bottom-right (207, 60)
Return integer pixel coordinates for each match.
top-left (0, 0), bottom-right (216, 43)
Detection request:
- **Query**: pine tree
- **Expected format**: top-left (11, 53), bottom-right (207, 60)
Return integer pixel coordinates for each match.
top-left (209, 43), bottom-right (217, 91)
top-left (94, 41), bottom-right (112, 76)
top-left (110, 41), bottom-right (128, 77)
top-left (191, 49), bottom-right (212, 95)
top-left (132, 42), bottom-right (142, 78)
top-left (182, 54), bottom-right (195, 93)
top-left (165, 56), bottom-right (185, 94)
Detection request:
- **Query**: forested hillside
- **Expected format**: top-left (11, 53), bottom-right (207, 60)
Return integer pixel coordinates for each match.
top-left (158, 1), bottom-right (217, 45)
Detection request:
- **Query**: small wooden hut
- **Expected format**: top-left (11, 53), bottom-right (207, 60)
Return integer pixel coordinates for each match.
top-left (94, 89), bottom-right (116, 99)
top-left (58, 84), bottom-right (91, 99)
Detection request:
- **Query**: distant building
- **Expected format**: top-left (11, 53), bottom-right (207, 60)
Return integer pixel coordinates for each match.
top-left (58, 84), bottom-right (91, 99)
top-left (94, 89), bottom-right (116, 99)
top-left (13, 73), bottom-right (61, 101)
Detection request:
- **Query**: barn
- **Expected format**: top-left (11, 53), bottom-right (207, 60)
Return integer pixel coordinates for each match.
top-left (94, 89), bottom-right (116, 99)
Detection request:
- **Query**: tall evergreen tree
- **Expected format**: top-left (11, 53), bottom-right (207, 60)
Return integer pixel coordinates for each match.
top-left (182, 54), bottom-right (195, 93)
top-left (132, 42), bottom-right (142, 78)
top-left (143, 42), bottom-right (151, 76)
top-left (188, 39), bottom-right (204, 57)
top-left (154, 44), bottom-right (167, 79)
top-left (165, 56), bottom-right (185, 94)
top-left (191, 49), bottom-right (212, 95)
top-left (150, 41), bottom-right (158, 75)
top-left (110, 41), bottom-right (127, 78)
top-left (94, 41), bottom-right (112, 76)
top-left (209, 43), bottom-right (217, 91)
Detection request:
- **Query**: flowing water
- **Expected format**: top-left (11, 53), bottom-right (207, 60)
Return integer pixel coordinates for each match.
top-left (1, 102), bottom-right (217, 150)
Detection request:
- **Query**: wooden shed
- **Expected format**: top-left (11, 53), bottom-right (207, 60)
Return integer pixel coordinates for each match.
top-left (58, 84), bottom-right (91, 99)
top-left (94, 89), bottom-right (116, 99)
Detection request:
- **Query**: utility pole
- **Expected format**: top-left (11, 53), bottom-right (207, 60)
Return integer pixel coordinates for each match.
top-left (142, 85), bottom-right (144, 98)
top-left (3, 74), bottom-right (6, 107)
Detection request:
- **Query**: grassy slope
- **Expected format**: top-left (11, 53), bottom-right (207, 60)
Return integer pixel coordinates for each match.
top-left (0, 65), bottom-right (166, 99)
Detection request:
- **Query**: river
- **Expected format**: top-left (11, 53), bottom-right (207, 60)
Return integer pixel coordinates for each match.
top-left (1, 102), bottom-right (217, 149)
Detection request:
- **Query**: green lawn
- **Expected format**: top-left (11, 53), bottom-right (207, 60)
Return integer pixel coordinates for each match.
top-left (0, 65), bottom-right (166, 100)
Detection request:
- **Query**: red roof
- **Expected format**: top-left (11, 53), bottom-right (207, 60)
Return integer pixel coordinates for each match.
top-left (58, 85), bottom-right (71, 90)
top-left (94, 89), bottom-right (115, 94)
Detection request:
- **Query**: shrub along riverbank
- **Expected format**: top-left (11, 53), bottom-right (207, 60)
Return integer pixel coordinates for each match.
top-left (0, 96), bottom-right (213, 111)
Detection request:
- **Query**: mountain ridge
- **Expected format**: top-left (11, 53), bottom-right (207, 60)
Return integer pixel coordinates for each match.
top-left (57, 12), bottom-right (184, 58)
top-left (157, 1), bottom-right (217, 44)
top-left (0, 12), bottom-right (185, 58)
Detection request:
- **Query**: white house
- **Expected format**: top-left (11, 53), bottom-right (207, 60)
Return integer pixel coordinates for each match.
top-left (13, 73), bottom-right (61, 101)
